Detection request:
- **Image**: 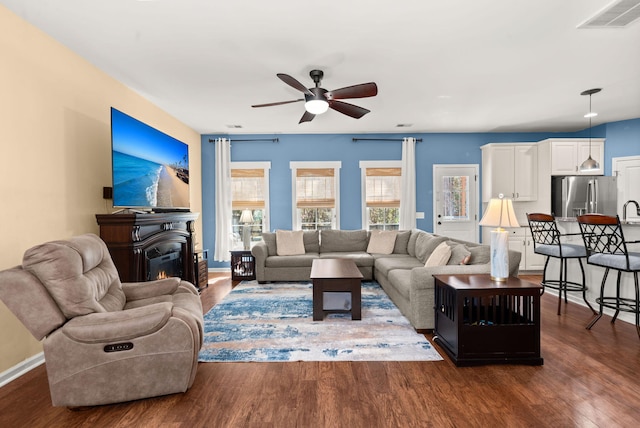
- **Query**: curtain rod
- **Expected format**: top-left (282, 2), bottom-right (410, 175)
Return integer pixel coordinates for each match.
top-left (208, 138), bottom-right (279, 143)
top-left (352, 138), bottom-right (423, 142)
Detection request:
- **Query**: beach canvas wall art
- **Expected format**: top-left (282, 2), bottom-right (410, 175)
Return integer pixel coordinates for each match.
top-left (111, 108), bottom-right (190, 209)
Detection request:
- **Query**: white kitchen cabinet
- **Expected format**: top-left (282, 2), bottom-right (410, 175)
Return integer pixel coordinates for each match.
top-left (481, 144), bottom-right (537, 202)
top-left (546, 139), bottom-right (605, 176)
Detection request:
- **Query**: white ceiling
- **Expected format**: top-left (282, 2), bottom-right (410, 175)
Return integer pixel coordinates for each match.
top-left (2, 0), bottom-right (640, 135)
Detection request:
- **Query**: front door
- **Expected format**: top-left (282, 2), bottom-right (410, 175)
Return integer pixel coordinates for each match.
top-left (433, 164), bottom-right (479, 242)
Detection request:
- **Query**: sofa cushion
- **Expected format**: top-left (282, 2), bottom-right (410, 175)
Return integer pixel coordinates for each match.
top-left (320, 229), bottom-right (368, 253)
top-left (303, 230), bottom-right (320, 253)
top-left (387, 269), bottom-right (412, 300)
top-left (373, 256), bottom-right (424, 277)
top-left (425, 242), bottom-right (452, 267)
top-left (407, 229), bottom-right (423, 257)
top-left (319, 252), bottom-right (374, 267)
top-left (276, 230), bottom-right (305, 256)
top-left (415, 233), bottom-right (448, 264)
top-left (265, 253), bottom-right (319, 268)
top-left (262, 233), bottom-right (278, 256)
top-left (469, 245), bottom-right (491, 264)
top-left (366, 230), bottom-right (398, 254)
top-left (393, 230), bottom-right (411, 254)
top-left (447, 241), bottom-right (472, 265)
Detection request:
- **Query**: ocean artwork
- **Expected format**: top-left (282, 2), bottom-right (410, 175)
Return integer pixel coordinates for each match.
top-left (113, 151), bottom-right (163, 207)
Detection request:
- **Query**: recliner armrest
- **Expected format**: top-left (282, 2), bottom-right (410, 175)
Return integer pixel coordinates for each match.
top-left (61, 302), bottom-right (173, 343)
top-left (122, 277), bottom-right (190, 301)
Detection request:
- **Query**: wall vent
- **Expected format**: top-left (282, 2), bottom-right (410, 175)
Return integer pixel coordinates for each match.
top-left (578, 0), bottom-right (640, 28)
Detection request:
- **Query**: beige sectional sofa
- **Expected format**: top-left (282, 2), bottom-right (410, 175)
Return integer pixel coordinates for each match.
top-left (252, 229), bottom-right (521, 331)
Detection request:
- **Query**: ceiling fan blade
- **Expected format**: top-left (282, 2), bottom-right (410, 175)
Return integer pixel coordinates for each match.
top-left (328, 100), bottom-right (371, 119)
top-left (299, 111), bottom-right (315, 124)
top-left (251, 99), bottom-right (304, 108)
top-left (326, 82), bottom-right (378, 100)
top-left (277, 73), bottom-right (313, 96)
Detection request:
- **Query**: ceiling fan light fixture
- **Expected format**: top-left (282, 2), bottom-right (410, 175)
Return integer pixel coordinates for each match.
top-left (304, 87), bottom-right (329, 115)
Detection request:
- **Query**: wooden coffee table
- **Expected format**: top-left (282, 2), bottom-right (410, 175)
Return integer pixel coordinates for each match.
top-left (310, 258), bottom-right (364, 321)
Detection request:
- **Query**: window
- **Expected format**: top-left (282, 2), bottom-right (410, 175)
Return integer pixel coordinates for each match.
top-left (442, 175), bottom-right (469, 221)
top-left (231, 162), bottom-right (270, 248)
top-left (290, 161), bottom-right (341, 230)
top-left (360, 161), bottom-right (401, 230)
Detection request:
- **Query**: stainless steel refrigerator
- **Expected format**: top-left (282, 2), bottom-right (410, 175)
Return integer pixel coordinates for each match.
top-left (551, 175), bottom-right (618, 218)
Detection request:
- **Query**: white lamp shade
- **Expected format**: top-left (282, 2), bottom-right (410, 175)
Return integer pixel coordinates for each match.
top-left (479, 197), bottom-right (520, 228)
top-left (239, 209), bottom-right (254, 224)
top-left (479, 196), bottom-right (518, 281)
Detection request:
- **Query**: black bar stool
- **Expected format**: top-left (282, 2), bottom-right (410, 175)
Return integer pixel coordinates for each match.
top-left (527, 213), bottom-right (595, 315)
top-left (577, 214), bottom-right (640, 338)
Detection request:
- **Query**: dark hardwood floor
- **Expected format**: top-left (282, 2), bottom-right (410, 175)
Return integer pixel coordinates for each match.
top-left (1, 273), bottom-right (639, 427)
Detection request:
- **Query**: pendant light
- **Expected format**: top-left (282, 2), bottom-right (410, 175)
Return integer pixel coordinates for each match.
top-left (579, 88), bottom-right (602, 172)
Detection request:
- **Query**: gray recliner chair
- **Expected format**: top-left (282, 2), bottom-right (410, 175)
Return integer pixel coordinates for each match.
top-left (0, 233), bottom-right (204, 407)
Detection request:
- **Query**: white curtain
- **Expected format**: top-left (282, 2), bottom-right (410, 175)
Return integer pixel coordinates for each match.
top-left (214, 138), bottom-right (232, 261)
top-left (399, 137), bottom-right (417, 230)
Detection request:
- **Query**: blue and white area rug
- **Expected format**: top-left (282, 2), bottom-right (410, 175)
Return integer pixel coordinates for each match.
top-left (198, 281), bottom-right (443, 362)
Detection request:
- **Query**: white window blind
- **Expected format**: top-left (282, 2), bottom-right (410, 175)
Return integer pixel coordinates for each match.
top-left (365, 167), bottom-right (401, 208)
top-left (296, 168), bottom-right (335, 208)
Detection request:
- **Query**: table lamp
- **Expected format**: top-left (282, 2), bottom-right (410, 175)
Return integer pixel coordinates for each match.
top-left (479, 194), bottom-right (520, 281)
top-left (239, 209), bottom-right (254, 250)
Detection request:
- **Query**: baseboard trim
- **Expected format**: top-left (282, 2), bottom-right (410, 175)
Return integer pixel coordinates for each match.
top-left (0, 352), bottom-right (45, 388)
top-left (209, 267), bottom-right (231, 273)
top-left (544, 289), bottom-right (636, 326)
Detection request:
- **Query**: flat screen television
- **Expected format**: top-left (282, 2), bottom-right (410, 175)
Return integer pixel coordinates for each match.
top-left (110, 107), bottom-right (190, 211)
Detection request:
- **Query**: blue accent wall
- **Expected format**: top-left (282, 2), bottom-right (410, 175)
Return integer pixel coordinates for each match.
top-left (202, 118), bottom-right (640, 268)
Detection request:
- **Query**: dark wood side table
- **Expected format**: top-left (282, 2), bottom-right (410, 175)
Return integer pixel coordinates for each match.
top-left (194, 249), bottom-right (209, 291)
top-left (230, 250), bottom-right (256, 281)
top-left (433, 274), bottom-right (543, 366)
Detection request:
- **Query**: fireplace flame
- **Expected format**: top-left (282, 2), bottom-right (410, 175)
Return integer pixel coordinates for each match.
top-left (157, 271), bottom-right (169, 280)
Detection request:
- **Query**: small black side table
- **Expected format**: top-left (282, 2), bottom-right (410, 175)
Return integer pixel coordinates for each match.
top-left (230, 250), bottom-right (256, 281)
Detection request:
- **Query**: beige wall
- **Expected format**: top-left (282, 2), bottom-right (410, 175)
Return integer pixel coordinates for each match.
top-left (0, 6), bottom-right (202, 373)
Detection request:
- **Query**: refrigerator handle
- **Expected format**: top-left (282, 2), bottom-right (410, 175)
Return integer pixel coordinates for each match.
top-left (587, 179), bottom-right (598, 213)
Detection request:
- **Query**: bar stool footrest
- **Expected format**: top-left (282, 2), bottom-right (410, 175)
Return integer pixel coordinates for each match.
top-left (541, 279), bottom-right (587, 293)
top-left (596, 297), bottom-right (639, 313)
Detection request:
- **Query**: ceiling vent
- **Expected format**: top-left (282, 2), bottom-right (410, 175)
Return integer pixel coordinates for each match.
top-left (578, 0), bottom-right (640, 28)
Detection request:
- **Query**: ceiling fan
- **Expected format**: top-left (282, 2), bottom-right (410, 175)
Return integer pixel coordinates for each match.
top-left (251, 70), bottom-right (378, 124)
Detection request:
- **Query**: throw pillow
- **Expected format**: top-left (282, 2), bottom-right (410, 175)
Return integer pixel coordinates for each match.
top-left (447, 241), bottom-right (472, 265)
top-left (468, 245), bottom-right (491, 265)
top-left (275, 230), bottom-right (305, 256)
top-left (393, 230), bottom-right (411, 254)
top-left (366, 230), bottom-right (398, 254)
top-left (425, 242), bottom-right (452, 267)
top-left (415, 233), bottom-right (447, 264)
